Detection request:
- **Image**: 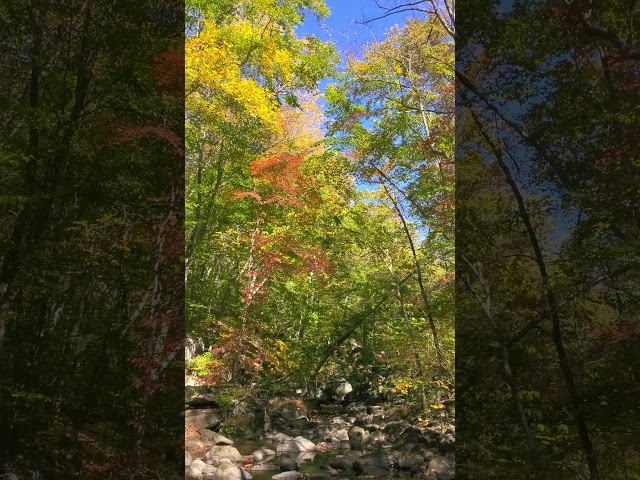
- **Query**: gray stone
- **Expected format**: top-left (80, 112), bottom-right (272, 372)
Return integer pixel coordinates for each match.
top-left (186, 409), bottom-right (224, 429)
top-left (186, 452), bottom-right (193, 465)
top-left (348, 426), bottom-right (368, 447)
top-left (278, 455), bottom-right (298, 471)
top-left (368, 405), bottom-right (384, 416)
top-left (398, 453), bottom-right (424, 470)
top-left (428, 457), bottom-right (452, 474)
top-left (212, 462), bottom-right (252, 480)
top-left (202, 430), bottom-right (234, 445)
top-left (251, 464), bottom-right (279, 472)
top-left (191, 459), bottom-right (208, 470)
top-left (330, 455), bottom-right (355, 470)
top-left (333, 428), bottom-right (349, 442)
top-left (266, 432), bottom-right (293, 443)
top-left (276, 436), bottom-right (316, 453)
top-left (205, 445), bottom-right (243, 462)
top-left (186, 466), bottom-right (201, 478)
top-left (202, 465), bottom-right (218, 475)
top-left (272, 472), bottom-right (301, 480)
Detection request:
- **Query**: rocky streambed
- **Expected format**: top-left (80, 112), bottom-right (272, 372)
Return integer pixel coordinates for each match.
top-left (185, 390), bottom-right (455, 480)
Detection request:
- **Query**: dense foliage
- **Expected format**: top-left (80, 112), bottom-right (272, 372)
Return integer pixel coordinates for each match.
top-left (457, 0), bottom-right (640, 478)
top-left (0, 0), bottom-right (184, 477)
top-left (185, 0), bottom-right (455, 413)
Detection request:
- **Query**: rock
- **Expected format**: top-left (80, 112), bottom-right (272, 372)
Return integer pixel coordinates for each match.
top-left (438, 433), bottom-right (455, 453)
top-left (332, 428), bottom-right (349, 442)
top-left (186, 438), bottom-right (213, 451)
top-left (255, 408), bottom-right (272, 437)
top-left (365, 431), bottom-right (387, 446)
top-left (277, 455), bottom-right (298, 471)
top-left (428, 457), bottom-right (452, 475)
top-left (185, 452), bottom-right (193, 465)
top-left (212, 462), bottom-right (252, 480)
top-left (290, 418), bottom-right (314, 429)
top-left (348, 426), bottom-right (368, 447)
top-left (354, 451), bottom-right (390, 472)
top-left (191, 459), bottom-right (208, 470)
top-left (185, 337), bottom-right (205, 361)
top-left (295, 451), bottom-right (316, 465)
top-left (251, 464), bottom-right (280, 472)
top-left (354, 413), bottom-right (373, 425)
top-left (335, 381), bottom-right (353, 398)
top-left (368, 405), bottom-right (384, 416)
top-left (201, 430), bottom-right (234, 445)
top-left (186, 408), bottom-right (224, 429)
top-left (205, 445), bottom-right (243, 462)
top-left (202, 465), bottom-right (218, 476)
top-left (266, 432), bottom-right (293, 443)
top-left (252, 447), bottom-right (276, 461)
top-left (187, 466), bottom-right (202, 478)
top-left (330, 455), bottom-right (355, 470)
top-left (187, 394), bottom-right (220, 409)
top-left (383, 421), bottom-right (407, 441)
top-left (272, 472), bottom-right (301, 480)
top-left (273, 403), bottom-right (307, 423)
top-left (372, 415), bottom-right (385, 424)
top-left (398, 453), bottom-right (424, 470)
top-left (276, 436), bottom-right (316, 452)
top-left (272, 418), bottom-right (290, 431)
top-left (252, 450), bottom-right (264, 462)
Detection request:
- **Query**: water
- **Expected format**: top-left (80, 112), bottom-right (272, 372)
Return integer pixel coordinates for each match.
top-left (194, 439), bottom-right (414, 479)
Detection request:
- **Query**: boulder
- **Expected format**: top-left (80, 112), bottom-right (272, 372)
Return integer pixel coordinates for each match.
top-left (272, 403), bottom-right (307, 423)
top-left (368, 405), bottom-right (384, 416)
top-left (354, 451), bottom-right (390, 472)
top-left (334, 381), bottom-right (353, 399)
top-left (330, 455), bottom-right (355, 471)
top-left (186, 408), bottom-right (224, 429)
top-left (202, 430), bottom-right (234, 445)
top-left (185, 452), bottom-right (193, 465)
top-left (383, 421), bottom-right (408, 441)
top-left (251, 464), bottom-right (280, 472)
top-left (398, 453), bottom-right (424, 470)
top-left (428, 457), bottom-right (453, 475)
top-left (205, 445), bottom-right (243, 463)
top-left (186, 438), bottom-right (213, 451)
top-left (266, 432), bottom-right (293, 443)
top-left (185, 337), bottom-right (205, 361)
top-left (277, 455), bottom-right (298, 471)
top-left (365, 431), bottom-right (387, 446)
top-left (290, 418), bottom-right (314, 429)
top-left (272, 472), bottom-right (301, 480)
top-left (276, 436), bottom-right (316, 453)
top-left (190, 459), bottom-right (208, 470)
top-left (187, 466), bottom-right (201, 478)
top-left (348, 426), bottom-right (368, 447)
top-left (332, 428), bottom-right (349, 442)
top-left (212, 462), bottom-right (252, 480)
top-left (201, 465), bottom-right (218, 476)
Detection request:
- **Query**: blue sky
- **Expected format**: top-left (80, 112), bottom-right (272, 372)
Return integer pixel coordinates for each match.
top-left (295, 0), bottom-right (423, 93)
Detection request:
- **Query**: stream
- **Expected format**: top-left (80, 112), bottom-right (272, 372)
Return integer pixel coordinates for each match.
top-left (185, 388), bottom-right (455, 479)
